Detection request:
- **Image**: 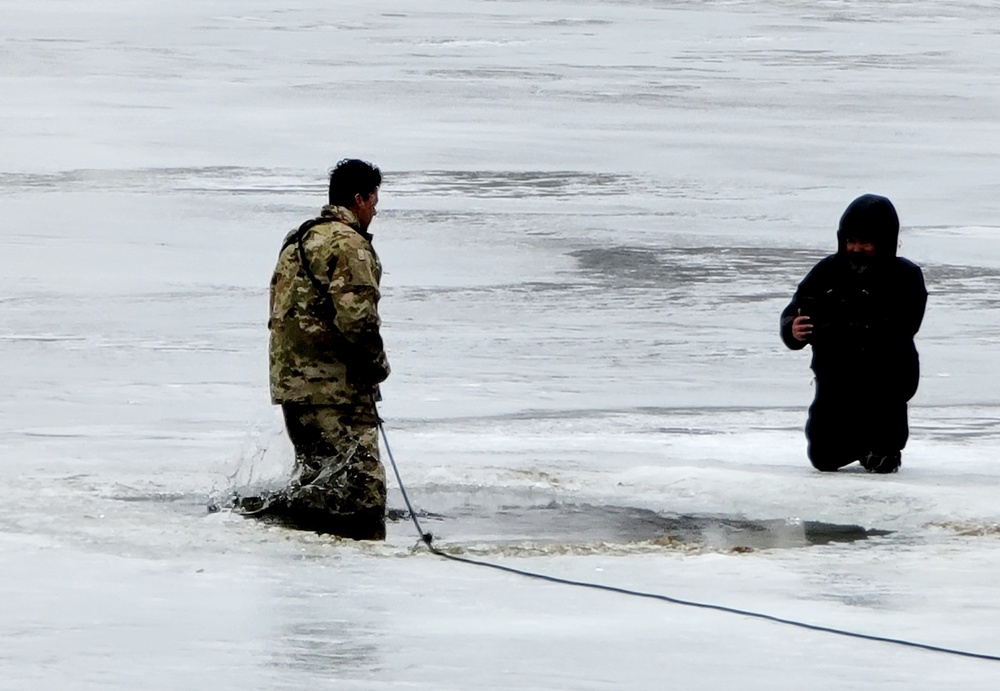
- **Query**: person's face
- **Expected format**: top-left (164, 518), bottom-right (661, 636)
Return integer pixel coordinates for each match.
top-left (845, 236), bottom-right (877, 271)
top-left (353, 188), bottom-right (379, 231)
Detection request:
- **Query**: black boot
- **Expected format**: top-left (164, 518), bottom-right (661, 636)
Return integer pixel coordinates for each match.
top-left (860, 451), bottom-right (901, 474)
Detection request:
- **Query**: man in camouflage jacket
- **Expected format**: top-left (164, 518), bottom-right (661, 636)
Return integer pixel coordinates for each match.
top-left (261, 159), bottom-right (390, 539)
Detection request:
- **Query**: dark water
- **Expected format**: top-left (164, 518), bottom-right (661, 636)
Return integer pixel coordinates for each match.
top-left (116, 492), bottom-right (886, 551)
top-left (390, 502), bottom-right (888, 552)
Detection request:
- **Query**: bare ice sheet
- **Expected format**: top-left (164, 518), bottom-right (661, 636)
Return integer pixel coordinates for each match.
top-left (4, 0), bottom-right (1000, 688)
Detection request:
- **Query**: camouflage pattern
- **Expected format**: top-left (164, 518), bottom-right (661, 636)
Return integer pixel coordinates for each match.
top-left (269, 205), bottom-right (390, 407)
top-left (241, 405), bottom-right (386, 539)
top-left (287, 404), bottom-right (386, 535)
top-left (259, 204), bottom-right (389, 539)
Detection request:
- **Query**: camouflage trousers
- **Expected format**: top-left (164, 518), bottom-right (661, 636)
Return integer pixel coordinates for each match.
top-left (257, 404), bottom-right (386, 540)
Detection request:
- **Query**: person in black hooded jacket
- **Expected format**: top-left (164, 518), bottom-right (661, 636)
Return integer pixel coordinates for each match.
top-left (781, 194), bottom-right (927, 473)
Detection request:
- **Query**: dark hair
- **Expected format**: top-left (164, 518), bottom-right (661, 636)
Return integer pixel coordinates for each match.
top-left (328, 158), bottom-right (382, 207)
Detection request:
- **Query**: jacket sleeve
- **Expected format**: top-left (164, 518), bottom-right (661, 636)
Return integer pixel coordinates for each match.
top-left (781, 265), bottom-right (823, 351)
top-left (871, 261), bottom-right (927, 400)
top-left (326, 242), bottom-right (390, 383)
top-left (297, 230), bottom-right (389, 386)
top-left (898, 262), bottom-right (928, 339)
top-left (780, 296), bottom-right (807, 350)
top-left (867, 260), bottom-right (928, 346)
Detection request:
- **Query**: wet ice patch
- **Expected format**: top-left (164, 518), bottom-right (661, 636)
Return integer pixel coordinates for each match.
top-left (926, 521), bottom-right (1000, 537)
top-left (110, 489), bottom-right (215, 517)
top-left (390, 170), bottom-right (646, 199)
top-left (390, 500), bottom-right (888, 555)
top-left (0, 166), bottom-right (317, 196)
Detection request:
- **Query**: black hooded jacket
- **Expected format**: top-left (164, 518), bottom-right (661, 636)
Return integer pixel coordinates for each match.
top-left (780, 195), bottom-right (928, 400)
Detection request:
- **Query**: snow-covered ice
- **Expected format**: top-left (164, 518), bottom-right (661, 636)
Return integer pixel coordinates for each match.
top-left (3, 1), bottom-right (1000, 688)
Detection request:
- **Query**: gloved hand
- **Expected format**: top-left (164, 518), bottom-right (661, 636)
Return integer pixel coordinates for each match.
top-left (348, 352), bottom-right (390, 389)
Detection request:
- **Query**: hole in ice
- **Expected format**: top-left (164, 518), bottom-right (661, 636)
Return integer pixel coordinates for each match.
top-left (390, 502), bottom-right (889, 551)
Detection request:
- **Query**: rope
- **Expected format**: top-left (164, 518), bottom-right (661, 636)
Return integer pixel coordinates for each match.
top-left (377, 421), bottom-right (1000, 664)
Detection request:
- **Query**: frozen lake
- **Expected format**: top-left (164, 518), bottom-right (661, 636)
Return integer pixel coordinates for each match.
top-left (3, 1), bottom-right (1000, 688)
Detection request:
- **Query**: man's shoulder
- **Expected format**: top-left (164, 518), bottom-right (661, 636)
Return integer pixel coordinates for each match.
top-left (279, 215), bottom-right (352, 250)
top-left (886, 256), bottom-right (925, 283)
top-left (891, 256), bottom-right (927, 294)
top-left (305, 220), bottom-right (370, 255)
top-left (893, 256), bottom-right (923, 273)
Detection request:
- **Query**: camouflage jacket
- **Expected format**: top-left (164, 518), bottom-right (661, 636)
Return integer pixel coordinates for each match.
top-left (269, 205), bottom-right (390, 406)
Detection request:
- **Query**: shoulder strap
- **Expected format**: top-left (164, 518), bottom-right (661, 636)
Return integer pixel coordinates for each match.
top-left (281, 216), bottom-right (327, 253)
top-left (278, 217), bottom-right (340, 324)
top-left (283, 218), bottom-right (362, 354)
top-left (290, 218), bottom-right (337, 296)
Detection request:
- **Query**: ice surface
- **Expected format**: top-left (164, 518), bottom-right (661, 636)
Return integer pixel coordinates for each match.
top-left (3, 1), bottom-right (1000, 688)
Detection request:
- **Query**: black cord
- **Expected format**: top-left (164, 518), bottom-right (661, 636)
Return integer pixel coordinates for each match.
top-left (379, 420), bottom-right (434, 546)
top-left (378, 421), bottom-right (1000, 664)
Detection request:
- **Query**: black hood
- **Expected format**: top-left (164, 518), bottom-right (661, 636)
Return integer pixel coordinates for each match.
top-left (836, 194), bottom-right (899, 259)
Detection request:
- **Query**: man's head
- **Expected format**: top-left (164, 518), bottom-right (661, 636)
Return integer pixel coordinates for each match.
top-left (328, 159), bottom-right (382, 231)
top-left (837, 194), bottom-right (899, 270)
